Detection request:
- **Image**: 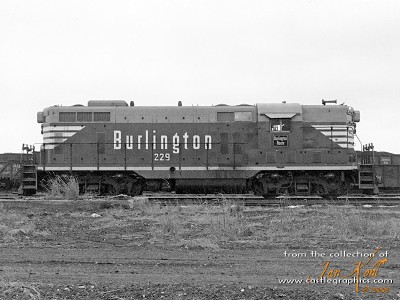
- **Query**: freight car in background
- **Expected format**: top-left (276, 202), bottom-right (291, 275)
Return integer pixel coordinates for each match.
top-left (22, 99), bottom-right (366, 197)
top-left (0, 154), bottom-right (21, 190)
top-left (0, 152), bottom-right (39, 190)
top-left (363, 151), bottom-right (400, 192)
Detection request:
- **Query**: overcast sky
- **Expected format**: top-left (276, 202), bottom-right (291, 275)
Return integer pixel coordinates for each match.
top-left (1, 0), bottom-right (399, 154)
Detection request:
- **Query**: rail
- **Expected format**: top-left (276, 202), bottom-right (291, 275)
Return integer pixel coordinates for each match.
top-left (2, 192), bottom-right (399, 206)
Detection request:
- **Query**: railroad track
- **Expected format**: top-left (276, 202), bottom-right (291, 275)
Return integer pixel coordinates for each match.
top-left (140, 193), bottom-right (400, 207)
top-left (1, 192), bottom-right (399, 207)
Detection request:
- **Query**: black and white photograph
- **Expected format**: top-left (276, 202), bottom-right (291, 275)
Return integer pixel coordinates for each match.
top-left (0, 0), bottom-right (399, 299)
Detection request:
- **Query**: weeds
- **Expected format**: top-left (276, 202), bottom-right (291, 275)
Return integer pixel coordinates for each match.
top-left (1, 193), bottom-right (399, 249)
top-left (131, 198), bottom-right (399, 243)
top-left (159, 207), bottom-right (182, 236)
top-left (263, 204), bottom-right (400, 244)
top-left (176, 238), bottom-right (221, 250)
top-left (99, 201), bottom-right (130, 210)
top-left (206, 204), bottom-right (247, 239)
top-left (44, 175), bottom-right (79, 200)
top-left (329, 206), bottom-right (400, 239)
top-left (0, 281), bottom-right (41, 300)
top-left (0, 209), bottom-right (51, 245)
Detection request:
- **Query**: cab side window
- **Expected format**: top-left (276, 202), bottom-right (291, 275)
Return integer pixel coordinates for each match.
top-left (271, 118), bottom-right (291, 132)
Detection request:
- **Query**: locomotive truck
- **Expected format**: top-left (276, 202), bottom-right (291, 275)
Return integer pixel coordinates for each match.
top-left (24, 99), bottom-right (364, 197)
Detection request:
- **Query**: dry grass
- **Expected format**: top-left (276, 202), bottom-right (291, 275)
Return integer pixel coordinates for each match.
top-left (175, 237), bottom-right (221, 250)
top-left (44, 175), bottom-right (79, 200)
top-left (262, 205), bottom-right (400, 245)
top-left (0, 281), bottom-right (41, 300)
top-left (1, 196), bottom-right (399, 248)
top-left (159, 207), bottom-right (183, 236)
top-left (82, 198), bottom-right (400, 247)
top-left (0, 207), bottom-right (51, 244)
top-left (328, 205), bottom-right (400, 239)
top-left (200, 204), bottom-right (248, 240)
top-left (143, 201), bottom-right (250, 242)
top-left (0, 211), bottom-right (35, 243)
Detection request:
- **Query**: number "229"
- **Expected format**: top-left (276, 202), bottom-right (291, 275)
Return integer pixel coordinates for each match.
top-left (153, 153), bottom-right (171, 161)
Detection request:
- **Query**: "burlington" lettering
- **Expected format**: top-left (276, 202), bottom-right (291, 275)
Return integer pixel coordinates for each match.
top-left (113, 130), bottom-right (212, 154)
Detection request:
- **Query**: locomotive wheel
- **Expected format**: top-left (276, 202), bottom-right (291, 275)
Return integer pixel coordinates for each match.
top-left (311, 183), bottom-right (327, 196)
top-left (250, 179), bottom-right (267, 197)
top-left (129, 180), bottom-right (144, 196)
top-left (276, 180), bottom-right (294, 195)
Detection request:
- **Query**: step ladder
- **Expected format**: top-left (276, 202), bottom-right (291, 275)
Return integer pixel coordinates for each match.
top-left (20, 144), bottom-right (37, 196)
top-left (358, 143), bottom-right (378, 193)
top-left (359, 164), bottom-right (375, 189)
top-left (21, 164), bottom-right (37, 195)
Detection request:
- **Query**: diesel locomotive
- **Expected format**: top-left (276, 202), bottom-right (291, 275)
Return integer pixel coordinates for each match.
top-left (29, 99), bottom-right (363, 197)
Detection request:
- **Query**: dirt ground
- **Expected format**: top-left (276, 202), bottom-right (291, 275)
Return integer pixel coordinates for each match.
top-left (0, 196), bottom-right (399, 299)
